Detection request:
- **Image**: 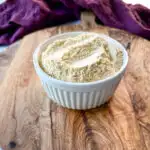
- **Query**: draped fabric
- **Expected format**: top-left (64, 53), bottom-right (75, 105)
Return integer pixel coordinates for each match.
top-left (0, 0), bottom-right (150, 44)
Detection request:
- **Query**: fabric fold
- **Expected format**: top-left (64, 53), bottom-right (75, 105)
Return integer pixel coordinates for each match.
top-left (0, 0), bottom-right (150, 45)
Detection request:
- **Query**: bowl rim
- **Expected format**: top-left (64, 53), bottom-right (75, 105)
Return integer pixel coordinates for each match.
top-left (33, 31), bottom-right (128, 86)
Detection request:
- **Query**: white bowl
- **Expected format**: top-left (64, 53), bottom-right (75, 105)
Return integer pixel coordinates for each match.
top-left (33, 32), bottom-right (128, 110)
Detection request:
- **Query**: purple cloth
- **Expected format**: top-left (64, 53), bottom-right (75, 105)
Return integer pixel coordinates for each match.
top-left (75, 0), bottom-right (150, 39)
top-left (0, 0), bottom-right (150, 45)
top-left (0, 0), bottom-right (80, 44)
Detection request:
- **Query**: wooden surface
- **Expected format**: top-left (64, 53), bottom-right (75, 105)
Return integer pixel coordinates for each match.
top-left (0, 13), bottom-right (150, 150)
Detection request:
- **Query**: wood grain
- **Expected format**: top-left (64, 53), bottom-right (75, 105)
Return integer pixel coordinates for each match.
top-left (0, 41), bottom-right (19, 84)
top-left (0, 14), bottom-right (150, 150)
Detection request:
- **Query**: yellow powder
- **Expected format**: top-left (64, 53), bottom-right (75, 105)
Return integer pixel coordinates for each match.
top-left (40, 33), bottom-right (123, 82)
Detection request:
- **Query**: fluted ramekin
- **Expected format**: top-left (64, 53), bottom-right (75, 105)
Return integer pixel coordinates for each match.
top-left (33, 32), bottom-right (128, 110)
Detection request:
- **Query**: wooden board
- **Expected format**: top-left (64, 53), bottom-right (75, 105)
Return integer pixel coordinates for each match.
top-left (0, 41), bottom-right (19, 84)
top-left (0, 13), bottom-right (150, 150)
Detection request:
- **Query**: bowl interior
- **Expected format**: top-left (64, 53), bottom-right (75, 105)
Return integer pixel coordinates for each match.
top-left (33, 32), bottom-right (128, 86)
